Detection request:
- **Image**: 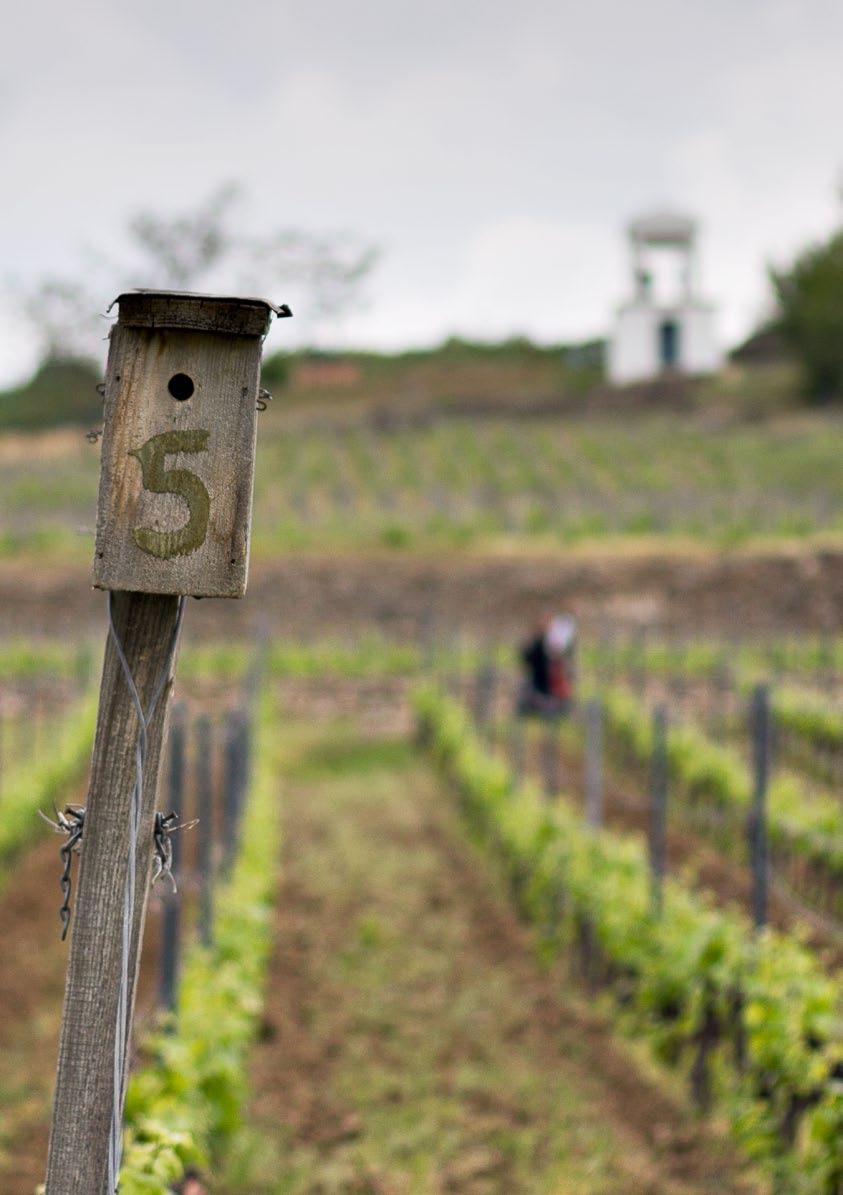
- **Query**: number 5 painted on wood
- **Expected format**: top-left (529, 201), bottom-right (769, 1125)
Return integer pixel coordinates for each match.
top-left (130, 430), bottom-right (210, 560)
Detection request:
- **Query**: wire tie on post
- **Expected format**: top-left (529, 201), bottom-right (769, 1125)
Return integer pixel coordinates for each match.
top-left (39, 805), bottom-right (86, 940)
top-left (152, 811), bottom-right (198, 893)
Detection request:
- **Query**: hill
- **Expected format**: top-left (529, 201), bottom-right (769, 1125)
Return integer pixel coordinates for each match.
top-left (0, 359), bottom-right (102, 433)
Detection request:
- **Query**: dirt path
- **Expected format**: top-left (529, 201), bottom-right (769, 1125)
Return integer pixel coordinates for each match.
top-left (0, 825), bottom-right (167, 1193)
top-left (225, 721), bottom-right (759, 1195)
top-left (0, 838), bottom-right (71, 1193)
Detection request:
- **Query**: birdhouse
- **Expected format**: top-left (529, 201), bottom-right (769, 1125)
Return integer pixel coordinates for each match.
top-left (93, 290), bottom-right (290, 598)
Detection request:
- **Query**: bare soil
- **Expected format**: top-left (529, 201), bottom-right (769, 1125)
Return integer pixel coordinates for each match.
top-left (0, 837), bottom-right (70, 1194)
top-left (0, 821), bottom-right (167, 1194)
top-left (226, 714), bottom-right (760, 1194)
top-left (4, 545), bottom-right (843, 646)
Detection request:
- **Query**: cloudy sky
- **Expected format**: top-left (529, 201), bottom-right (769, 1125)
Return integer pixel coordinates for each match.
top-left (1, 0), bottom-right (841, 380)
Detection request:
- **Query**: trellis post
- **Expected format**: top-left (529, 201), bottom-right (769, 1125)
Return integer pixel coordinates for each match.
top-left (749, 683), bottom-right (771, 930)
top-left (45, 290), bottom-right (288, 1194)
top-left (584, 696), bottom-right (604, 828)
top-left (158, 702), bottom-right (186, 1013)
top-left (195, 713), bottom-right (215, 948)
top-left (649, 704), bottom-right (668, 916)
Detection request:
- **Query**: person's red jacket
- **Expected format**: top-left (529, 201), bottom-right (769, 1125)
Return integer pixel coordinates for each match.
top-left (549, 657), bottom-right (572, 701)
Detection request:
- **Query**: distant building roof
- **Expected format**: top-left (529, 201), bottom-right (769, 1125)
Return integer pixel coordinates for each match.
top-left (628, 211), bottom-right (696, 246)
top-left (729, 323), bottom-right (788, 365)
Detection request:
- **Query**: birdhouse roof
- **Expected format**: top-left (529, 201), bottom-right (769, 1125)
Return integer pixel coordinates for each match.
top-left (111, 290), bottom-right (292, 337)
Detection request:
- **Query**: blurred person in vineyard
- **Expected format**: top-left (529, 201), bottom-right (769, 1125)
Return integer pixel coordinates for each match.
top-left (518, 613), bottom-right (576, 717)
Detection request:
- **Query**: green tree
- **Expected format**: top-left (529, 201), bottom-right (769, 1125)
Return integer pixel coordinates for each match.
top-left (771, 227), bottom-right (843, 401)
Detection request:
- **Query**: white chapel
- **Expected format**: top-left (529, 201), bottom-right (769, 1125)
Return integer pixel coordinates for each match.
top-left (608, 211), bottom-right (721, 385)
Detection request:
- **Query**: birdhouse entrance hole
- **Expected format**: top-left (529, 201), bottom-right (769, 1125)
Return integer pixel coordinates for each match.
top-left (168, 373), bottom-right (195, 401)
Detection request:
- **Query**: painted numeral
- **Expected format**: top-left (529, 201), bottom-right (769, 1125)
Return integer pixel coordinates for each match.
top-left (130, 430), bottom-right (211, 559)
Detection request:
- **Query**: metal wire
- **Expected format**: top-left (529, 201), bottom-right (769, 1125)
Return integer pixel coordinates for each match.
top-left (152, 810), bottom-right (197, 892)
top-left (39, 806), bottom-right (86, 939)
top-left (106, 592), bottom-right (186, 1193)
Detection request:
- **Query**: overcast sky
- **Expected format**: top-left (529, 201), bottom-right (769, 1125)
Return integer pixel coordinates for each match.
top-left (2, 0), bottom-right (842, 381)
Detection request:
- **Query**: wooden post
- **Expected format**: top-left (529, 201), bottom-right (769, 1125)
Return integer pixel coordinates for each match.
top-left (749, 684), bottom-right (771, 930)
top-left (158, 703), bottom-right (185, 1013)
top-left (511, 718), bottom-right (526, 786)
top-left (45, 291), bottom-right (287, 1194)
top-left (195, 714), bottom-right (214, 948)
top-left (45, 592), bottom-right (183, 1193)
top-left (649, 704), bottom-right (668, 916)
top-left (222, 710), bottom-right (245, 873)
top-left (585, 696), bottom-right (604, 828)
top-left (453, 631), bottom-right (464, 703)
top-left (420, 606), bottom-right (436, 671)
top-left (472, 661), bottom-right (496, 733)
top-left (541, 720), bottom-right (559, 797)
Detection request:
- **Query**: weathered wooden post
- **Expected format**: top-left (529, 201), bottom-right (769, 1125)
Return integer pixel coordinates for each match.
top-left (472, 660), bottom-right (497, 733)
top-left (748, 684), bottom-right (771, 930)
top-left (649, 704), bottom-right (669, 916)
top-left (420, 605), bottom-right (436, 672)
top-left (222, 708), bottom-right (246, 873)
top-left (511, 717), bottom-right (527, 786)
top-left (541, 720), bottom-right (560, 797)
top-left (195, 713), bottom-right (215, 948)
top-left (453, 631), bottom-right (465, 703)
top-left (45, 290), bottom-right (288, 1194)
top-left (158, 702), bottom-right (185, 1013)
top-left (584, 696), bottom-right (604, 828)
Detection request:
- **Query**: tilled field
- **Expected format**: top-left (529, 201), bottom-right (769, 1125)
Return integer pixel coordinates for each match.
top-left (224, 713), bottom-right (757, 1194)
top-left (4, 546), bottom-right (843, 645)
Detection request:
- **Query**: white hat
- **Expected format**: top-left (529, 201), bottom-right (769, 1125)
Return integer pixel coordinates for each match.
top-left (547, 616), bottom-right (576, 652)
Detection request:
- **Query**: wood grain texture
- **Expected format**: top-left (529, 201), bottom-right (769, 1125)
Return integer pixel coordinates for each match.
top-left (116, 292), bottom-right (274, 338)
top-left (93, 323), bottom-right (260, 597)
top-left (44, 591), bottom-right (181, 1195)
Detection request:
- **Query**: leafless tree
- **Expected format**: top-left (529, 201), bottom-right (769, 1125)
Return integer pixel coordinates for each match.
top-left (20, 184), bottom-right (377, 362)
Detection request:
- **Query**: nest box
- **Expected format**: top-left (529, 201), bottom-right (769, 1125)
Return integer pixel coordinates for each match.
top-left (93, 290), bottom-right (289, 598)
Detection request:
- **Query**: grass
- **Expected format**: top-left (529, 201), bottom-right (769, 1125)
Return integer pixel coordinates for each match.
top-left (251, 412), bottom-right (843, 553)
top-left (224, 720), bottom-right (736, 1194)
top-left (2, 408), bottom-right (843, 562)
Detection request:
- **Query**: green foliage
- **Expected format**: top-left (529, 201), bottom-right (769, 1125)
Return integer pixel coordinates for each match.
top-left (0, 639), bottom-right (97, 682)
top-left (773, 686), bottom-right (843, 752)
top-left (0, 634), bottom-right (425, 690)
top-left (258, 352), bottom-right (289, 393)
top-left (0, 690), bottom-right (96, 871)
top-left (772, 229), bottom-right (843, 401)
top-left (130, 638), bottom-right (425, 685)
top-left (120, 694), bottom-right (281, 1192)
top-left (5, 407), bottom-right (843, 559)
top-left (603, 686), bottom-right (843, 880)
top-left (0, 358), bottom-right (102, 431)
top-left (585, 634), bottom-right (843, 769)
top-left (415, 686), bottom-right (843, 1192)
top-left (586, 633), bottom-right (843, 687)
top-left (268, 636), bottom-right (422, 678)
